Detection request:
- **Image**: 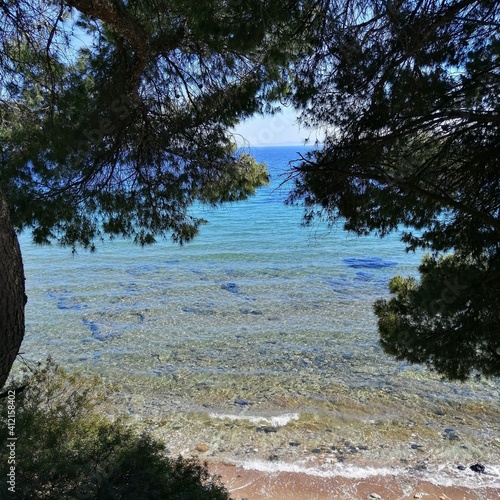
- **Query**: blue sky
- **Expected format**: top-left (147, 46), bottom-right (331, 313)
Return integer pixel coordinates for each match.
top-left (233, 107), bottom-right (321, 147)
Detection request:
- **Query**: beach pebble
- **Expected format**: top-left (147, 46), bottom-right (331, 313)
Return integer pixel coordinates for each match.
top-left (256, 426), bottom-right (278, 434)
top-left (234, 399), bottom-right (249, 406)
top-left (470, 462), bottom-right (486, 474)
top-left (195, 443), bottom-right (209, 453)
top-left (414, 494), bottom-right (423, 499)
top-left (368, 494), bottom-right (382, 500)
top-left (289, 441), bottom-right (301, 447)
top-left (443, 428), bottom-right (460, 441)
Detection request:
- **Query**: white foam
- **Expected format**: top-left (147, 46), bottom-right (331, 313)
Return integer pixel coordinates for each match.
top-left (208, 412), bottom-right (299, 427)
top-left (232, 459), bottom-right (500, 489)
top-left (425, 463), bottom-right (500, 489)
top-left (236, 459), bottom-right (399, 479)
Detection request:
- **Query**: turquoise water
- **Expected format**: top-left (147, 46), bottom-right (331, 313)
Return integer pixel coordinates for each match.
top-left (17, 146), bottom-right (500, 485)
top-left (21, 146), bottom-right (425, 386)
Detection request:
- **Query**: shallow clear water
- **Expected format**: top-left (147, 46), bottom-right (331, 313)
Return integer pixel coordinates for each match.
top-left (18, 145), bottom-right (500, 486)
top-left (21, 146), bottom-right (422, 378)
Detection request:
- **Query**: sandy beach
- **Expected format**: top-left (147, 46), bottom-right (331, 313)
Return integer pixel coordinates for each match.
top-left (209, 462), bottom-right (500, 500)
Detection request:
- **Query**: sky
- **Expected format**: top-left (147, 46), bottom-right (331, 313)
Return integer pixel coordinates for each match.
top-left (232, 107), bottom-right (323, 147)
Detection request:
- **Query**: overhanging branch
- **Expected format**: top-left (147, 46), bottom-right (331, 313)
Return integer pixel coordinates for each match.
top-left (64, 0), bottom-right (150, 93)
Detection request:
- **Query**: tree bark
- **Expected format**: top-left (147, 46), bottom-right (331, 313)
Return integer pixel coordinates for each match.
top-left (0, 188), bottom-right (25, 389)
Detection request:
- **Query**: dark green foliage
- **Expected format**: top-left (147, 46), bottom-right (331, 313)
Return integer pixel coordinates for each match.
top-left (291, 0), bottom-right (500, 255)
top-left (375, 254), bottom-right (500, 380)
top-left (0, 0), bottom-right (319, 249)
top-left (289, 1), bottom-right (500, 378)
top-left (0, 360), bottom-right (230, 499)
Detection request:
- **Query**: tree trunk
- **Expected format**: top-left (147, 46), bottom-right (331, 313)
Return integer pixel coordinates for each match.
top-left (0, 188), bottom-right (25, 389)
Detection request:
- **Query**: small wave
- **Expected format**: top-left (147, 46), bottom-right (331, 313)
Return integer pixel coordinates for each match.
top-left (233, 459), bottom-right (500, 489)
top-left (237, 459), bottom-right (399, 479)
top-left (208, 412), bottom-right (299, 427)
top-left (427, 463), bottom-right (500, 489)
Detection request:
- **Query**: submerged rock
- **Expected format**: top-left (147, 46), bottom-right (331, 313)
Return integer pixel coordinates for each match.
top-left (82, 318), bottom-right (106, 340)
top-left (343, 257), bottom-right (397, 269)
top-left (234, 399), bottom-right (249, 406)
top-left (256, 426), bottom-right (278, 434)
top-left (240, 308), bottom-right (263, 315)
top-left (443, 428), bottom-right (460, 441)
top-left (355, 271), bottom-right (374, 281)
top-left (57, 300), bottom-right (88, 310)
top-left (221, 282), bottom-right (239, 293)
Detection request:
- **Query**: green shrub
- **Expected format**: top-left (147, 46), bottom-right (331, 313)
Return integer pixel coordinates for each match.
top-left (0, 360), bottom-right (230, 499)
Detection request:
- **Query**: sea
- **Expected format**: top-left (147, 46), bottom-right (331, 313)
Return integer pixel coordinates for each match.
top-left (17, 146), bottom-right (500, 490)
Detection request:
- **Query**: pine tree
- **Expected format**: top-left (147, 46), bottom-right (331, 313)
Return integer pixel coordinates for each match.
top-left (290, 0), bottom-right (500, 379)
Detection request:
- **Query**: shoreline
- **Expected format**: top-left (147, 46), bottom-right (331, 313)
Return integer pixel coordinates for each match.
top-left (8, 359), bottom-right (500, 498)
top-left (118, 368), bottom-right (500, 498)
top-left (208, 461), bottom-right (500, 500)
